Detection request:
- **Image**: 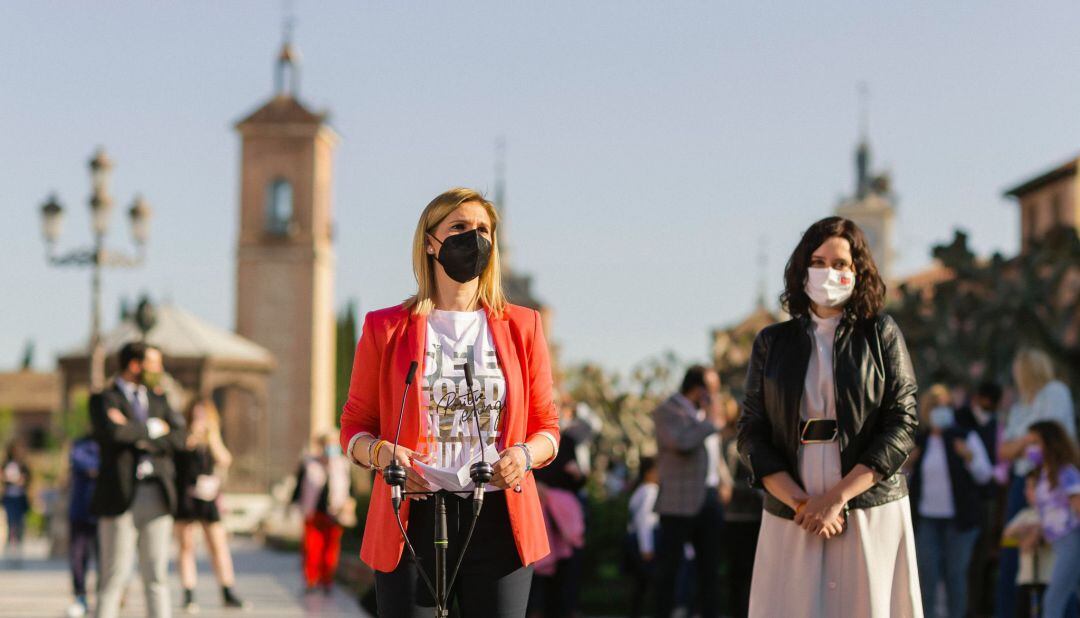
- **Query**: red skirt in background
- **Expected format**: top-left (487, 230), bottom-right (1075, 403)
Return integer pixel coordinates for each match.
top-left (303, 512), bottom-right (343, 587)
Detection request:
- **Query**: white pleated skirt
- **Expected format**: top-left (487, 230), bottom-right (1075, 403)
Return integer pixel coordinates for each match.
top-left (748, 442), bottom-right (923, 618)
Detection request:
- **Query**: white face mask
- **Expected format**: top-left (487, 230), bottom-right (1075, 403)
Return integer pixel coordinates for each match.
top-left (929, 406), bottom-right (955, 430)
top-left (805, 267), bottom-right (856, 308)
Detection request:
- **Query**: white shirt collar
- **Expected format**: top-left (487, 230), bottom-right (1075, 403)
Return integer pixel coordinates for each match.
top-left (115, 376), bottom-right (146, 399)
top-left (971, 406), bottom-right (992, 426)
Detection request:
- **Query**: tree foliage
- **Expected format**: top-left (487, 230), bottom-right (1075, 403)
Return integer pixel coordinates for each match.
top-left (335, 300), bottom-right (359, 424)
top-left (561, 350), bottom-right (682, 487)
top-left (892, 226), bottom-right (1080, 398)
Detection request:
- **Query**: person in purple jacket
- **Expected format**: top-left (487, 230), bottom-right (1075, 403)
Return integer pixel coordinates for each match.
top-left (67, 434), bottom-right (100, 617)
top-left (1027, 421), bottom-right (1080, 618)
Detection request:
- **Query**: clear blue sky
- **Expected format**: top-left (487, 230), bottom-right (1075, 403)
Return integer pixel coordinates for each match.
top-left (3, 2), bottom-right (1079, 374)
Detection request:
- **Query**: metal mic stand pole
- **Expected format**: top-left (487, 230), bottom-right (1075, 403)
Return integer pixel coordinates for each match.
top-left (434, 491), bottom-right (449, 618)
top-left (389, 361), bottom-right (492, 616)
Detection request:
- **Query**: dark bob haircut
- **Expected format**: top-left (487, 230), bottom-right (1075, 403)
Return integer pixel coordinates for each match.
top-left (780, 216), bottom-right (886, 321)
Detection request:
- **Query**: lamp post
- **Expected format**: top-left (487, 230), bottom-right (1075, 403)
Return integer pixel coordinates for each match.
top-left (40, 147), bottom-right (151, 392)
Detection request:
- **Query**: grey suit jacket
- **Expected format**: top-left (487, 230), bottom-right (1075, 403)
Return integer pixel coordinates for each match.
top-left (653, 393), bottom-right (721, 517)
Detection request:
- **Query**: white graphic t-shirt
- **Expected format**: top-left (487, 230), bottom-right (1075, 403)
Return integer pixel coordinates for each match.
top-left (419, 310), bottom-right (507, 473)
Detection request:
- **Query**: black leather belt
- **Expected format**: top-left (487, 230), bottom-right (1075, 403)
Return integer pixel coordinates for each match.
top-left (799, 419), bottom-right (839, 444)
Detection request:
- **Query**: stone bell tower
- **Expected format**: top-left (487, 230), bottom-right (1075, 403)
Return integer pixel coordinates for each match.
top-left (834, 88), bottom-right (896, 281)
top-left (234, 31), bottom-right (338, 481)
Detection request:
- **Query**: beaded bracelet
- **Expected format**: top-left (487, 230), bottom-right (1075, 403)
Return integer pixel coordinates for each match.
top-left (371, 439), bottom-right (389, 470)
top-left (513, 442), bottom-right (533, 472)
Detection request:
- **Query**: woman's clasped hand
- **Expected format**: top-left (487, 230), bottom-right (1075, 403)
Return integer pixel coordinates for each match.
top-left (794, 491), bottom-right (847, 539)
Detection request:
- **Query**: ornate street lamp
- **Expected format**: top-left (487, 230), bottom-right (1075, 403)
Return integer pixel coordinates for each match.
top-left (40, 147), bottom-right (150, 391)
top-left (129, 195), bottom-right (152, 247)
top-left (40, 194), bottom-right (63, 246)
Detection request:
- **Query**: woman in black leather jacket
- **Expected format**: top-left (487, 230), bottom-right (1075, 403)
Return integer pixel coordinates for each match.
top-left (737, 216), bottom-right (922, 617)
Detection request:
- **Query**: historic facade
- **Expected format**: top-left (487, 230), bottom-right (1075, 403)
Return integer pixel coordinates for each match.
top-left (1005, 154), bottom-right (1080, 253)
top-left (889, 151), bottom-right (1080, 391)
top-left (58, 301), bottom-right (274, 491)
top-left (834, 137), bottom-right (897, 281)
top-left (0, 370), bottom-right (60, 450)
top-left (234, 37), bottom-right (338, 481)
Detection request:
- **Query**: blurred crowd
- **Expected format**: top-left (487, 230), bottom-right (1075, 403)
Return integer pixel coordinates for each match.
top-left (519, 345), bottom-right (1080, 618)
top-left (4, 342), bottom-right (1079, 618)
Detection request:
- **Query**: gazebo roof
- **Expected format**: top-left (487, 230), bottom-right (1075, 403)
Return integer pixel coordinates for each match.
top-left (61, 303), bottom-right (273, 368)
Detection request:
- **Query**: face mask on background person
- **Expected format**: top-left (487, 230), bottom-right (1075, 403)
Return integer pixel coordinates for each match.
top-left (324, 445), bottom-right (341, 458)
top-left (805, 267), bottom-right (856, 308)
top-left (1024, 444), bottom-right (1043, 468)
top-left (429, 229), bottom-right (492, 284)
top-left (142, 370), bottom-right (163, 390)
top-left (929, 405), bottom-right (955, 430)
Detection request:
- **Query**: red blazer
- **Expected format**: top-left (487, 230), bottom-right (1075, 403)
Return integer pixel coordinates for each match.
top-left (339, 303), bottom-right (560, 573)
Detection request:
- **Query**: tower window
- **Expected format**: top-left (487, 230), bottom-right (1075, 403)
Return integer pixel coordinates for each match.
top-left (265, 177), bottom-right (294, 236)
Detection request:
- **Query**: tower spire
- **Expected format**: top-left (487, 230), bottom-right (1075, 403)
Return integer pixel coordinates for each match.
top-left (855, 81), bottom-right (870, 197)
top-left (494, 137), bottom-right (510, 268)
top-left (275, 4), bottom-right (300, 96)
top-left (858, 80), bottom-right (870, 143)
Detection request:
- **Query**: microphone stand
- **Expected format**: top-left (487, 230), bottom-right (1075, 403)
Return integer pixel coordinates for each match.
top-left (383, 359), bottom-right (493, 617)
top-left (385, 361), bottom-right (418, 512)
top-left (445, 363), bottom-right (493, 596)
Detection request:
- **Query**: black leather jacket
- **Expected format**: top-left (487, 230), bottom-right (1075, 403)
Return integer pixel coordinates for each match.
top-left (736, 312), bottom-right (919, 520)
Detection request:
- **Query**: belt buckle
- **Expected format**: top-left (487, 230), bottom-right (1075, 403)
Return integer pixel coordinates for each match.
top-left (800, 419), bottom-right (838, 445)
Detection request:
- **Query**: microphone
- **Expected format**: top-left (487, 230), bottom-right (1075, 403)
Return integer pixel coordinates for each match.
top-left (386, 360), bottom-right (419, 512)
top-left (462, 362), bottom-right (493, 512)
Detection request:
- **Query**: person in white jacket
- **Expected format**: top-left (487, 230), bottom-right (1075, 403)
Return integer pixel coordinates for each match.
top-left (626, 457), bottom-right (660, 618)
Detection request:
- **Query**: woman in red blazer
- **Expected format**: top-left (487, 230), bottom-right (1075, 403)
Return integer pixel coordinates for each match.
top-left (339, 187), bottom-right (560, 616)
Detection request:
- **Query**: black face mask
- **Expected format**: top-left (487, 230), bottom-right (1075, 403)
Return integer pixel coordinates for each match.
top-left (429, 229), bottom-right (492, 284)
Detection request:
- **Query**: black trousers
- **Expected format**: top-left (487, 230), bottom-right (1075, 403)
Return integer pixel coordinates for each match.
top-left (968, 497), bottom-right (1002, 618)
top-left (375, 491), bottom-right (533, 618)
top-left (1015, 584), bottom-right (1047, 618)
top-left (655, 488), bottom-right (724, 618)
top-left (69, 519), bottom-right (98, 597)
top-left (723, 519), bottom-right (760, 618)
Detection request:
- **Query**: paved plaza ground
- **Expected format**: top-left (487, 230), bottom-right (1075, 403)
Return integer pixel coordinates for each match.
top-left (0, 537), bottom-right (371, 618)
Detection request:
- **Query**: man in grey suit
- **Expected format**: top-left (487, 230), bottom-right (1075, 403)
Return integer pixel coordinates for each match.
top-left (653, 365), bottom-right (732, 618)
top-left (90, 342), bottom-right (186, 618)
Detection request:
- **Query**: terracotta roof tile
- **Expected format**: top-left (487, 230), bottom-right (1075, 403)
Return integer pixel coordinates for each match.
top-left (236, 95), bottom-right (325, 127)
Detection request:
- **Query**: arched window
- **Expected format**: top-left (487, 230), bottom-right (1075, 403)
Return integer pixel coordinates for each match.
top-left (265, 177), bottom-right (293, 236)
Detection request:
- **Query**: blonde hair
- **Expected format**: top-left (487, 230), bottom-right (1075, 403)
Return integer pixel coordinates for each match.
top-left (1014, 348), bottom-right (1055, 404)
top-left (404, 188), bottom-right (506, 315)
top-left (920, 383), bottom-right (951, 424)
top-left (184, 398), bottom-right (223, 447)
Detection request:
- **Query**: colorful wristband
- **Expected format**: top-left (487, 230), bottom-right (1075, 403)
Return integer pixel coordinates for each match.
top-left (513, 443), bottom-right (533, 472)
